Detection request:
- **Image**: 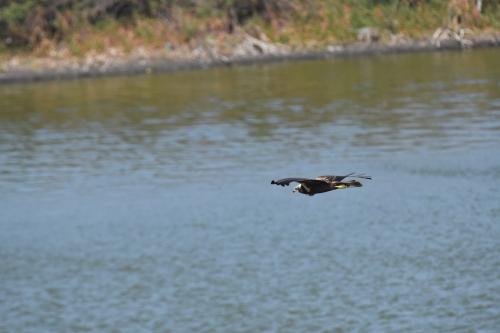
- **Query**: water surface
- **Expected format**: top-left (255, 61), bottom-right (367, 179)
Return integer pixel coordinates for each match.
top-left (1, 49), bottom-right (500, 332)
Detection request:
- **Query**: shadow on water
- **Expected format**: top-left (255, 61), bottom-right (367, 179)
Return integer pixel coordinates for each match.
top-left (1, 49), bottom-right (500, 332)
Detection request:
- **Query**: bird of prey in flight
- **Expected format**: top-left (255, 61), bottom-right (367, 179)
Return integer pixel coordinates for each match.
top-left (271, 173), bottom-right (371, 196)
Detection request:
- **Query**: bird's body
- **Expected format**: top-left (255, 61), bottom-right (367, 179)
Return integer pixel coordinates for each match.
top-left (271, 173), bottom-right (371, 196)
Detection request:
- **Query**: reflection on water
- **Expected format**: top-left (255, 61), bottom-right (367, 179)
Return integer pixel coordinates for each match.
top-left (1, 49), bottom-right (500, 332)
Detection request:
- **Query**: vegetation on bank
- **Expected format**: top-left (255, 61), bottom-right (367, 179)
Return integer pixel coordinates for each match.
top-left (0, 0), bottom-right (499, 57)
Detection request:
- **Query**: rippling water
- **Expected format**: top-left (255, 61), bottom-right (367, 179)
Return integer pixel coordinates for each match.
top-left (1, 49), bottom-right (500, 332)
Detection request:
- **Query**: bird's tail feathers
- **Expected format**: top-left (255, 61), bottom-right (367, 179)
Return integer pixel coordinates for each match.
top-left (334, 180), bottom-right (363, 189)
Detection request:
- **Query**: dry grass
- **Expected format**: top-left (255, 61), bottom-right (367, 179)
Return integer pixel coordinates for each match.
top-left (1, 0), bottom-right (499, 57)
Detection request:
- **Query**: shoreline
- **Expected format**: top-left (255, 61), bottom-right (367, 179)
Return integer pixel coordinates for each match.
top-left (1, 33), bottom-right (499, 84)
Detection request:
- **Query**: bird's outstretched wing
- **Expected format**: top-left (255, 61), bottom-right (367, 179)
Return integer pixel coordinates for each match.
top-left (271, 178), bottom-right (327, 187)
top-left (316, 173), bottom-right (371, 183)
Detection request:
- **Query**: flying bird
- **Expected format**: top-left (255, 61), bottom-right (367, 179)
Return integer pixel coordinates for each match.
top-left (271, 173), bottom-right (371, 196)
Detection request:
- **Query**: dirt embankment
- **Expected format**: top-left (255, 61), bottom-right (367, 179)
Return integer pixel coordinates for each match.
top-left (1, 1), bottom-right (499, 83)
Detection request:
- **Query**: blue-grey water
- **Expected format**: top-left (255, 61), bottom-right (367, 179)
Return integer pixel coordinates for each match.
top-left (1, 49), bottom-right (500, 333)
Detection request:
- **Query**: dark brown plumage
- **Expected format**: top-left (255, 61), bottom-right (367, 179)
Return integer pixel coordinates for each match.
top-left (271, 173), bottom-right (371, 196)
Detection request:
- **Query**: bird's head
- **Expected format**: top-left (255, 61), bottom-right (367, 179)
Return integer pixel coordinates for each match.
top-left (293, 184), bottom-right (306, 194)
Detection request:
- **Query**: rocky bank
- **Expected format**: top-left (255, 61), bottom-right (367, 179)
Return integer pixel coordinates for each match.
top-left (1, 28), bottom-right (499, 84)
